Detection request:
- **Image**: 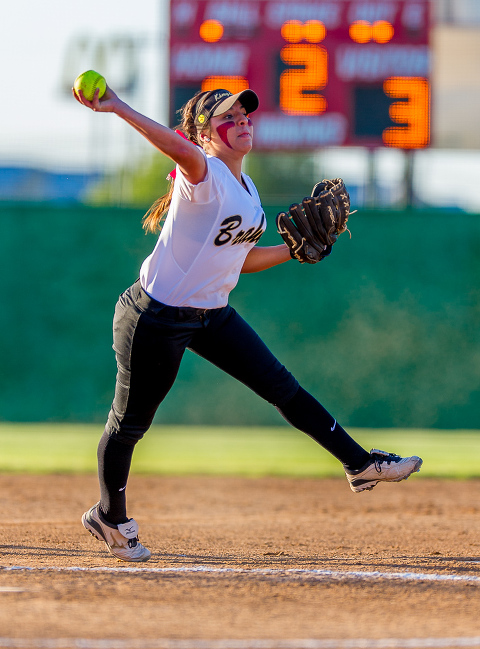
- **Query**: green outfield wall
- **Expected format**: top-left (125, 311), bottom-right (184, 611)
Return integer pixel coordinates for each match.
top-left (1, 203), bottom-right (479, 428)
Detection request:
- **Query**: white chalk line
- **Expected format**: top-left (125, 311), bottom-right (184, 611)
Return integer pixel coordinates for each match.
top-left (2, 564), bottom-right (480, 585)
top-left (1, 568), bottom-right (480, 648)
top-left (1, 637), bottom-right (480, 649)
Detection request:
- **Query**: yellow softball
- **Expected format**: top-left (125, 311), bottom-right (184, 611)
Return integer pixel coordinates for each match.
top-left (73, 70), bottom-right (107, 101)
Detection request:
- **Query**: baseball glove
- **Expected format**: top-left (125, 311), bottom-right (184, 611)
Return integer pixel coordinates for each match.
top-left (312, 177), bottom-right (351, 238)
top-left (276, 178), bottom-right (351, 264)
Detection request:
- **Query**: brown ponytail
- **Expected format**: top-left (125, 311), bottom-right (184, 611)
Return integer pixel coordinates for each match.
top-left (142, 180), bottom-right (175, 233)
top-left (142, 91), bottom-right (210, 234)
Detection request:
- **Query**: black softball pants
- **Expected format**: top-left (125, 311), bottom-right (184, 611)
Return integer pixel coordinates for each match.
top-left (98, 280), bottom-right (369, 523)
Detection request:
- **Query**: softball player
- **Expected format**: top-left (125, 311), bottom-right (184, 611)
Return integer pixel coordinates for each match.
top-left (73, 85), bottom-right (422, 562)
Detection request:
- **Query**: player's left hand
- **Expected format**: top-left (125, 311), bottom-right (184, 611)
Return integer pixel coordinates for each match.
top-left (276, 178), bottom-right (352, 264)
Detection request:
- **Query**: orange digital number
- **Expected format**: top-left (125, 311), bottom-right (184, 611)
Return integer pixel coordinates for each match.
top-left (382, 77), bottom-right (430, 149)
top-left (280, 44), bottom-right (328, 115)
top-left (201, 76), bottom-right (250, 94)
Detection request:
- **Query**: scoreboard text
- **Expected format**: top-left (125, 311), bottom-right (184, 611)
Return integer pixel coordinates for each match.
top-left (169, 0), bottom-right (431, 150)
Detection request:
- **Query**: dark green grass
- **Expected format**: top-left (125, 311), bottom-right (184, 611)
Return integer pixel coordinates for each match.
top-left (0, 424), bottom-right (479, 477)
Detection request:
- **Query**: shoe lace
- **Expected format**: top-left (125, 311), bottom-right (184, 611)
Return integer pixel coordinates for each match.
top-left (372, 452), bottom-right (401, 473)
top-left (127, 537), bottom-right (139, 548)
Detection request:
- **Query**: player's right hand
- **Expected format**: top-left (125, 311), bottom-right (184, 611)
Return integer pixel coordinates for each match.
top-left (72, 85), bottom-right (119, 113)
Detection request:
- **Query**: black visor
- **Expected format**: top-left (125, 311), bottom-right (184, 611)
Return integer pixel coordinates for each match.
top-left (194, 89), bottom-right (259, 127)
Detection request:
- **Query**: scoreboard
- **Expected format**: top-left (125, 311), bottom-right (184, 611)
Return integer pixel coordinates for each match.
top-left (169, 0), bottom-right (431, 151)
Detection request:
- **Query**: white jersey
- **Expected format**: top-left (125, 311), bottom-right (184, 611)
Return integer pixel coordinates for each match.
top-left (140, 154), bottom-right (266, 309)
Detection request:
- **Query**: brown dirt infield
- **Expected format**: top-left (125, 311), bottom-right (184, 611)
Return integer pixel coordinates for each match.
top-left (1, 474), bottom-right (480, 645)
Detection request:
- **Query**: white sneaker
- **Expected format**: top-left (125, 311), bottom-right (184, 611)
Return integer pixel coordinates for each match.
top-left (345, 449), bottom-right (423, 493)
top-left (82, 503), bottom-right (151, 562)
